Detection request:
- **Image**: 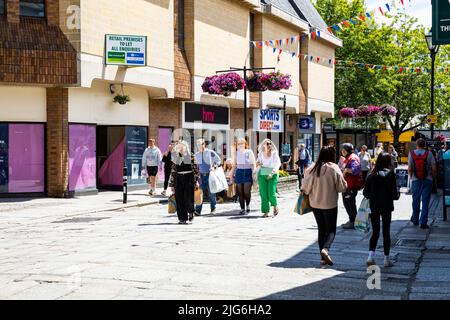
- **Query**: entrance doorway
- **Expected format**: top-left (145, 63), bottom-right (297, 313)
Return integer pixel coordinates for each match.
top-left (96, 126), bottom-right (125, 190)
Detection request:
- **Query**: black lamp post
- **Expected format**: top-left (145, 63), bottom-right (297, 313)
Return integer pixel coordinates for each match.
top-left (425, 30), bottom-right (440, 140)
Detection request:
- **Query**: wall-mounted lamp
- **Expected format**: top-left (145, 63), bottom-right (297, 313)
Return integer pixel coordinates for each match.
top-left (110, 84), bottom-right (117, 94)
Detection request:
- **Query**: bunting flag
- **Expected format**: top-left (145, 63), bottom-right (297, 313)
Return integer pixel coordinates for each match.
top-left (269, 46), bottom-right (449, 75)
top-left (250, 0), bottom-right (408, 47)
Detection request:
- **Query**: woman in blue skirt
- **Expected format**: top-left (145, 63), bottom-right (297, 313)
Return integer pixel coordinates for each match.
top-left (230, 138), bottom-right (256, 215)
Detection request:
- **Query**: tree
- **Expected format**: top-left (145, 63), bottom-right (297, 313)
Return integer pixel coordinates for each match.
top-left (315, 0), bottom-right (450, 147)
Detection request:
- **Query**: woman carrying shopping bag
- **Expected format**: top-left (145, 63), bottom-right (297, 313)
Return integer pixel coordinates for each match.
top-left (256, 139), bottom-right (281, 218)
top-left (169, 141), bottom-right (200, 225)
top-left (363, 153), bottom-right (400, 267)
top-left (230, 138), bottom-right (256, 215)
top-left (301, 146), bottom-right (347, 266)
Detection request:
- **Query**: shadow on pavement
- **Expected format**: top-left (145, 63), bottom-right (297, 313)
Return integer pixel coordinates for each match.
top-left (260, 217), bottom-right (425, 300)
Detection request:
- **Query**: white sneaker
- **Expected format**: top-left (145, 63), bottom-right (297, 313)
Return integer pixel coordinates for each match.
top-left (384, 258), bottom-right (394, 268)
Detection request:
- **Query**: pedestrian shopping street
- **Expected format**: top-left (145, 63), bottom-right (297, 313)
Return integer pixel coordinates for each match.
top-left (0, 189), bottom-right (448, 300)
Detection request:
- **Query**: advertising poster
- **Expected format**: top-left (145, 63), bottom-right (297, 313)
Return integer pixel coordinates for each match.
top-left (0, 124), bottom-right (8, 193)
top-left (105, 34), bottom-right (147, 66)
top-left (254, 109), bottom-right (284, 133)
top-left (126, 126), bottom-right (148, 185)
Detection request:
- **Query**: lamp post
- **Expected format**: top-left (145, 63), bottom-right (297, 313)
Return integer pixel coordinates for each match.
top-left (425, 31), bottom-right (440, 140)
top-left (280, 95), bottom-right (287, 145)
top-left (216, 66), bottom-right (275, 135)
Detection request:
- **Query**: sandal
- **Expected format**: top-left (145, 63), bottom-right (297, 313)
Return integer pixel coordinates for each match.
top-left (273, 207), bottom-right (279, 217)
top-left (320, 249), bottom-right (334, 266)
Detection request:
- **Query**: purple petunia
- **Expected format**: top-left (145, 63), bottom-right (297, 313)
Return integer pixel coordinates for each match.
top-left (380, 105), bottom-right (397, 116)
top-left (201, 73), bottom-right (245, 96)
top-left (340, 107), bottom-right (357, 118)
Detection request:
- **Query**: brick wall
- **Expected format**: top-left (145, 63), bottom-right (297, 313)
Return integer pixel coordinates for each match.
top-left (46, 87), bottom-right (69, 198)
top-left (149, 99), bottom-right (182, 145)
top-left (174, 0), bottom-right (192, 100)
top-left (0, 0), bottom-right (77, 85)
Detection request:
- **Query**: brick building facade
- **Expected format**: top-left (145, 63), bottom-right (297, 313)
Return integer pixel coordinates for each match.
top-left (0, 0), bottom-right (340, 198)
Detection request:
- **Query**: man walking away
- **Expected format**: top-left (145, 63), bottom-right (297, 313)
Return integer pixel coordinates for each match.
top-left (194, 139), bottom-right (222, 215)
top-left (296, 144), bottom-right (311, 189)
top-left (408, 138), bottom-right (437, 229)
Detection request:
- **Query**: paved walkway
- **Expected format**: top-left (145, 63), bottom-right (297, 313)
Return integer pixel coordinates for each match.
top-left (0, 189), bottom-right (449, 300)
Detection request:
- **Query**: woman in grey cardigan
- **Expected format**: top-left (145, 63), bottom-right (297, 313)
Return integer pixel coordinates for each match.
top-left (301, 145), bottom-right (347, 266)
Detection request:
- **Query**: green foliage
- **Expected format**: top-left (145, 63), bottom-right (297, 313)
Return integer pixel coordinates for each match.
top-left (314, 0), bottom-right (450, 142)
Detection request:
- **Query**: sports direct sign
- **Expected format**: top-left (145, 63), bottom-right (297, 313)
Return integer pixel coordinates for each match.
top-left (254, 109), bottom-right (284, 133)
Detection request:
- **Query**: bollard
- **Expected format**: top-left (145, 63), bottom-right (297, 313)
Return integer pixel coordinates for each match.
top-left (123, 160), bottom-right (128, 204)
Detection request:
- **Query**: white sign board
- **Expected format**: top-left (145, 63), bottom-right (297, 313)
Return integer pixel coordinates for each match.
top-left (253, 109), bottom-right (284, 133)
top-left (105, 34), bottom-right (147, 66)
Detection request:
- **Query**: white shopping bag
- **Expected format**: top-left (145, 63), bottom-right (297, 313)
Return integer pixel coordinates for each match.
top-left (355, 198), bottom-right (371, 234)
top-left (209, 167), bottom-right (228, 194)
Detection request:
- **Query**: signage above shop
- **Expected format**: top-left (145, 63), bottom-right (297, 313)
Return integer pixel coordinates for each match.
top-left (426, 114), bottom-right (438, 125)
top-left (298, 116), bottom-right (315, 134)
top-left (432, 0), bottom-right (450, 45)
top-left (184, 103), bottom-right (229, 126)
top-left (105, 34), bottom-right (147, 66)
top-left (254, 109), bottom-right (284, 133)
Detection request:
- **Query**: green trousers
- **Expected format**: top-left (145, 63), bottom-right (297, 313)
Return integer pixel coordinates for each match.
top-left (258, 172), bottom-right (279, 213)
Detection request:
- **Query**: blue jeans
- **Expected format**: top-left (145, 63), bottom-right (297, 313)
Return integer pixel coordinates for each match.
top-left (411, 179), bottom-right (433, 225)
top-left (195, 174), bottom-right (217, 214)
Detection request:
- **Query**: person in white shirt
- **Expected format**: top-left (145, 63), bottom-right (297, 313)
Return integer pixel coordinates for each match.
top-left (256, 139), bottom-right (281, 218)
top-left (142, 139), bottom-right (163, 196)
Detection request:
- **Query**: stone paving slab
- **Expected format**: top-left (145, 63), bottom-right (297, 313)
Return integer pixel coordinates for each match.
top-left (0, 190), bottom-right (449, 300)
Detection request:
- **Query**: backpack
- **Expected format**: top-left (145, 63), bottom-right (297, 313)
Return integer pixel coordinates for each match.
top-left (411, 150), bottom-right (429, 180)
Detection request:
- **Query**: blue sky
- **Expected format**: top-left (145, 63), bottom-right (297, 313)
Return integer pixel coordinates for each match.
top-left (365, 0), bottom-right (432, 28)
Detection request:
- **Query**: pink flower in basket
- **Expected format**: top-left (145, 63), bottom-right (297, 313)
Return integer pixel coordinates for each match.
top-left (340, 107), bottom-right (357, 118)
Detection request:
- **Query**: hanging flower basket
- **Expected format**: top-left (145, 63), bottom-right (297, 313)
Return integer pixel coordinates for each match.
top-left (380, 105), bottom-right (397, 117)
top-left (201, 73), bottom-right (245, 96)
top-left (367, 105), bottom-right (381, 116)
top-left (113, 94), bottom-right (131, 105)
top-left (246, 72), bottom-right (269, 92)
top-left (340, 107), bottom-right (357, 118)
top-left (264, 71), bottom-right (292, 91)
top-left (356, 106), bottom-right (371, 117)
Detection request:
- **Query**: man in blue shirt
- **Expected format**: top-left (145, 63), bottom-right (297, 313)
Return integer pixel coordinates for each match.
top-left (195, 139), bottom-right (221, 215)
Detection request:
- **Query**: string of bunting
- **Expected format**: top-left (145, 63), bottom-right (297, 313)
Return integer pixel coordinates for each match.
top-left (250, 0), bottom-right (409, 47)
top-left (271, 47), bottom-right (450, 75)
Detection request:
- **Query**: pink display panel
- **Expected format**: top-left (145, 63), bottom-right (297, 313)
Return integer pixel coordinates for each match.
top-left (158, 128), bottom-right (172, 182)
top-left (69, 124), bottom-right (97, 191)
top-left (8, 124), bottom-right (45, 193)
top-left (98, 138), bottom-right (124, 186)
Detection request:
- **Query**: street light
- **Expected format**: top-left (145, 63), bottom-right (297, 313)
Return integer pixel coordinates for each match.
top-left (425, 30), bottom-right (440, 140)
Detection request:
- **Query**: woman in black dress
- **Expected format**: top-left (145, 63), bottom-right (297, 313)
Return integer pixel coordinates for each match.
top-left (169, 141), bottom-right (200, 224)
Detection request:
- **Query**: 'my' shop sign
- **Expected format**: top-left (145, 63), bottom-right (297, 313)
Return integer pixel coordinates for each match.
top-left (254, 109), bottom-right (284, 133)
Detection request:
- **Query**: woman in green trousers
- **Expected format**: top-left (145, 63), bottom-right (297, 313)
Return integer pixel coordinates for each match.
top-left (257, 139), bottom-right (282, 218)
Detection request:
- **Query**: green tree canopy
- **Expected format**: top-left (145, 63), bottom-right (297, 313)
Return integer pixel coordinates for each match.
top-left (315, 0), bottom-right (450, 144)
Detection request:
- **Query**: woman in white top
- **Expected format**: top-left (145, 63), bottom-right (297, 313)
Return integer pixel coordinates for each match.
top-left (256, 139), bottom-right (281, 218)
top-left (230, 138), bottom-right (256, 215)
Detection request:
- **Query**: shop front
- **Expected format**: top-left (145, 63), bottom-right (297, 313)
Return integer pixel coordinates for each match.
top-left (376, 130), bottom-right (415, 164)
top-left (68, 81), bottom-right (150, 193)
top-left (323, 125), bottom-right (380, 161)
top-left (298, 115), bottom-right (320, 163)
top-left (182, 102), bottom-right (230, 160)
top-left (0, 123), bottom-right (45, 196)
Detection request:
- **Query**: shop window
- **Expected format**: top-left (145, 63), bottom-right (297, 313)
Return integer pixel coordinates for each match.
top-left (69, 125), bottom-right (97, 192)
top-left (20, 0), bottom-right (45, 18)
top-left (0, 123), bottom-right (45, 194)
top-left (0, 0), bottom-right (5, 15)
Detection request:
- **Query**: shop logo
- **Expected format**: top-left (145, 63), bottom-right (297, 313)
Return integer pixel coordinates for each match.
top-left (202, 108), bottom-right (216, 123)
top-left (132, 129), bottom-right (140, 136)
top-left (259, 109), bottom-right (280, 121)
top-left (299, 117), bottom-right (314, 130)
